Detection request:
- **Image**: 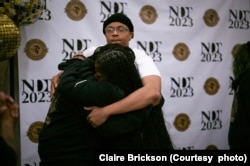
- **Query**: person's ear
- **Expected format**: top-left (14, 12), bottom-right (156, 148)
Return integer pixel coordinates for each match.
top-left (131, 32), bottom-right (134, 39)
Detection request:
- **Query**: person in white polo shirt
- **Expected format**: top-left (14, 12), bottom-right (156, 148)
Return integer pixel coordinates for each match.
top-left (51, 13), bottom-right (162, 128)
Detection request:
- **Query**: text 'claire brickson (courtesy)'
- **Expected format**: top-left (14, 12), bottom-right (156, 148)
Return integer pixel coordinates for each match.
top-left (98, 153), bottom-right (248, 164)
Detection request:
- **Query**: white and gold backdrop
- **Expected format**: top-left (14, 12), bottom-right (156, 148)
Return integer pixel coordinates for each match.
top-left (16, 0), bottom-right (250, 165)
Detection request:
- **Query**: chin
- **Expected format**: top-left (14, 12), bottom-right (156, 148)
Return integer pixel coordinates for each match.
top-left (111, 41), bottom-right (122, 44)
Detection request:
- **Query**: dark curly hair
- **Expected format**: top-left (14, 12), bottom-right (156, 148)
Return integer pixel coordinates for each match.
top-left (93, 44), bottom-right (142, 96)
top-left (232, 41), bottom-right (250, 90)
top-left (233, 41), bottom-right (250, 79)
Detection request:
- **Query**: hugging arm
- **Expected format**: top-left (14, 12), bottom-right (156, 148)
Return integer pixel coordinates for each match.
top-left (56, 59), bottom-right (152, 137)
top-left (85, 75), bottom-right (161, 126)
top-left (51, 49), bottom-right (161, 127)
top-left (86, 49), bottom-right (162, 127)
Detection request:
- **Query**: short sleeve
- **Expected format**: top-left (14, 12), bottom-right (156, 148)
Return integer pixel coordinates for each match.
top-left (132, 48), bottom-right (161, 78)
top-left (84, 47), bottom-right (161, 78)
top-left (83, 46), bottom-right (98, 57)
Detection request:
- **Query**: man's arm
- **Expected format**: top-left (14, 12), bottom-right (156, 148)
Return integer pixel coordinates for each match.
top-left (50, 71), bottom-right (63, 98)
top-left (107, 75), bottom-right (161, 111)
top-left (86, 75), bottom-right (161, 126)
top-left (56, 60), bottom-right (152, 136)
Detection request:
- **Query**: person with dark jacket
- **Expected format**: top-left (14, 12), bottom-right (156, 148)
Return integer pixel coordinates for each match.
top-left (228, 41), bottom-right (250, 149)
top-left (38, 44), bottom-right (152, 166)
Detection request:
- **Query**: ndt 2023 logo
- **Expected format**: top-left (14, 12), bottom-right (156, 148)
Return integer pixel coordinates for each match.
top-left (39, 0), bottom-right (51, 22)
top-left (201, 42), bottom-right (223, 62)
top-left (62, 38), bottom-right (91, 60)
top-left (229, 9), bottom-right (250, 29)
top-left (201, 110), bottom-right (223, 130)
top-left (169, 6), bottom-right (193, 27)
top-left (100, 0), bottom-right (128, 22)
top-left (170, 77), bottom-right (194, 98)
top-left (21, 79), bottom-right (51, 103)
top-left (137, 41), bottom-right (162, 62)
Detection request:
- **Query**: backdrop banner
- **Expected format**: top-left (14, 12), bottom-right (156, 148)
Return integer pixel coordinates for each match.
top-left (18, 0), bottom-right (250, 165)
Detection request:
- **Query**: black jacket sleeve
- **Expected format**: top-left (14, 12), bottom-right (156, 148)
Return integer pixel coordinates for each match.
top-left (57, 58), bottom-right (122, 106)
top-left (56, 59), bottom-right (152, 137)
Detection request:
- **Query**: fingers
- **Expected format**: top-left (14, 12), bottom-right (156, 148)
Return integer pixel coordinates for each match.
top-left (85, 106), bottom-right (104, 127)
top-left (0, 105), bottom-right (7, 113)
top-left (84, 106), bottom-right (93, 111)
top-left (72, 52), bottom-right (85, 60)
top-left (50, 72), bottom-right (63, 98)
top-left (87, 116), bottom-right (97, 128)
top-left (89, 120), bottom-right (97, 128)
top-left (0, 92), bottom-right (7, 111)
top-left (50, 75), bottom-right (58, 97)
top-left (73, 51), bottom-right (83, 56)
top-left (9, 102), bottom-right (19, 118)
top-left (0, 93), bottom-right (14, 113)
top-left (85, 107), bottom-right (95, 127)
top-left (50, 80), bottom-right (56, 98)
top-left (0, 92), bottom-right (5, 99)
top-left (4, 94), bottom-right (14, 103)
top-left (0, 100), bottom-right (19, 126)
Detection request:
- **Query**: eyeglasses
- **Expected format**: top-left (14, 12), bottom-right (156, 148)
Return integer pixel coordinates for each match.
top-left (104, 26), bottom-right (129, 34)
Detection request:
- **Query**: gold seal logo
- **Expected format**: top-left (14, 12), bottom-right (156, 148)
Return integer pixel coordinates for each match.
top-left (203, 9), bottom-right (219, 27)
top-left (24, 39), bottom-right (48, 60)
top-left (174, 113), bottom-right (191, 132)
top-left (204, 77), bottom-right (220, 95)
top-left (65, 0), bottom-right (87, 21)
top-left (139, 5), bottom-right (158, 24)
top-left (172, 42), bottom-right (190, 61)
top-left (231, 43), bottom-right (242, 57)
top-left (27, 121), bottom-right (44, 143)
top-left (206, 145), bottom-right (218, 150)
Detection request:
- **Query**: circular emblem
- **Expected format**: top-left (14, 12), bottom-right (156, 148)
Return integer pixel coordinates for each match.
top-left (204, 77), bottom-right (220, 95)
top-left (172, 42), bottom-right (190, 61)
top-left (24, 39), bottom-right (48, 60)
top-left (206, 145), bottom-right (218, 150)
top-left (139, 5), bottom-right (158, 24)
top-left (203, 9), bottom-right (219, 27)
top-left (65, 0), bottom-right (87, 21)
top-left (27, 121), bottom-right (44, 143)
top-left (231, 43), bottom-right (242, 57)
top-left (173, 113), bottom-right (191, 132)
